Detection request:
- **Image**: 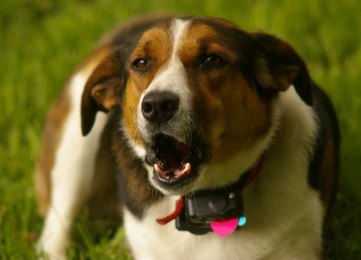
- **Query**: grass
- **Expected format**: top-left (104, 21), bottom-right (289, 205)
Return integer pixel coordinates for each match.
top-left (1, 0), bottom-right (360, 259)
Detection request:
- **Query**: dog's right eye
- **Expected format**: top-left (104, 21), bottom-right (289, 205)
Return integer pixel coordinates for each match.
top-left (131, 58), bottom-right (150, 72)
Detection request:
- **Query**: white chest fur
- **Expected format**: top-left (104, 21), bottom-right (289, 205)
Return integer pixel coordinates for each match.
top-left (124, 192), bottom-right (321, 260)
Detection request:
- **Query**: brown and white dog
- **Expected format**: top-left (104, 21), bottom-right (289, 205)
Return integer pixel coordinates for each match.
top-left (36, 15), bottom-right (340, 260)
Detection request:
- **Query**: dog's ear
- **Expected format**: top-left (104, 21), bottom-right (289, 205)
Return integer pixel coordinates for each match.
top-left (252, 32), bottom-right (313, 105)
top-left (81, 48), bottom-right (126, 136)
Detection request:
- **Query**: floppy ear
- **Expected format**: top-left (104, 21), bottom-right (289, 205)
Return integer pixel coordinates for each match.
top-left (252, 32), bottom-right (313, 105)
top-left (81, 48), bottom-right (126, 136)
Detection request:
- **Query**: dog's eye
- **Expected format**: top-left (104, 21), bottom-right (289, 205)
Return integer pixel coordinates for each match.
top-left (200, 54), bottom-right (225, 70)
top-left (131, 58), bottom-right (150, 72)
top-left (205, 54), bottom-right (224, 65)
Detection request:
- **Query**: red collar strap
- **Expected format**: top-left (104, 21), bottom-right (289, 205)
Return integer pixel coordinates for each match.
top-left (156, 154), bottom-right (265, 226)
top-left (156, 197), bottom-right (185, 225)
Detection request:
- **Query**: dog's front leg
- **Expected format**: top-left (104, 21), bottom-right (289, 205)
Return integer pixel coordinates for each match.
top-left (37, 73), bottom-right (108, 259)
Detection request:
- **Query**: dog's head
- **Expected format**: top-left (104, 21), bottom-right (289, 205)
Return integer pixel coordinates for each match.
top-left (81, 17), bottom-right (313, 195)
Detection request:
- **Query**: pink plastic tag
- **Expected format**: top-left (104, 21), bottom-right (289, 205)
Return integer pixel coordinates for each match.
top-left (210, 218), bottom-right (238, 238)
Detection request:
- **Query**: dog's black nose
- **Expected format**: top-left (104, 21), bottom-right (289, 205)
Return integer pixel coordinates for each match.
top-left (141, 91), bottom-right (179, 124)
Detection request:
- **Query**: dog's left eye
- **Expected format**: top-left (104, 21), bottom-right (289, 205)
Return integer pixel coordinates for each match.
top-left (131, 58), bottom-right (150, 72)
top-left (200, 54), bottom-right (225, 70)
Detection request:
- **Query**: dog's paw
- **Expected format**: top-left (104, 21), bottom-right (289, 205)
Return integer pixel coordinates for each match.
top-left (36, 232), bottom-right (68, 260)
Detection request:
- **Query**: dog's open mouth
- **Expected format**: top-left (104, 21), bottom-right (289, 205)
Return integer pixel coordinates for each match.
top-left (145, 134), bottom-right (200, 188)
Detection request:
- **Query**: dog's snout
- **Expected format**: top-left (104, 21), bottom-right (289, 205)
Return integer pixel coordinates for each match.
top-left (141, 91), bottom-right (179, 124)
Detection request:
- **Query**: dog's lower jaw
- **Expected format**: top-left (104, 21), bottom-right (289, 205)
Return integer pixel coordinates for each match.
top-left (145, 164), bottom-right (195, 195)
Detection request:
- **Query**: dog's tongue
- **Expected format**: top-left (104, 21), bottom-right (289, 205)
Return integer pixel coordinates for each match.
top-left (210, 218), bottom-right (239, 238)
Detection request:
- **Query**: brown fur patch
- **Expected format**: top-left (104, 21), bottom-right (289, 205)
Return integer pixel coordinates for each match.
top-left (178, 22), bottom-right (272, 163)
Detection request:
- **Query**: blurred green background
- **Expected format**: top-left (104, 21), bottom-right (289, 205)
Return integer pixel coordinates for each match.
top-left (1, 0), bottom-right (360, 259)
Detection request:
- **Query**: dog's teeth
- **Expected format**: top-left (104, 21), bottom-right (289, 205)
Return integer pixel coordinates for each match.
top-left (183, 163), bottom-right (191, 174)
top-left (154, 164), bottom-right (160, 172)
top-left (154, 164), bottom-right (166, 177)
